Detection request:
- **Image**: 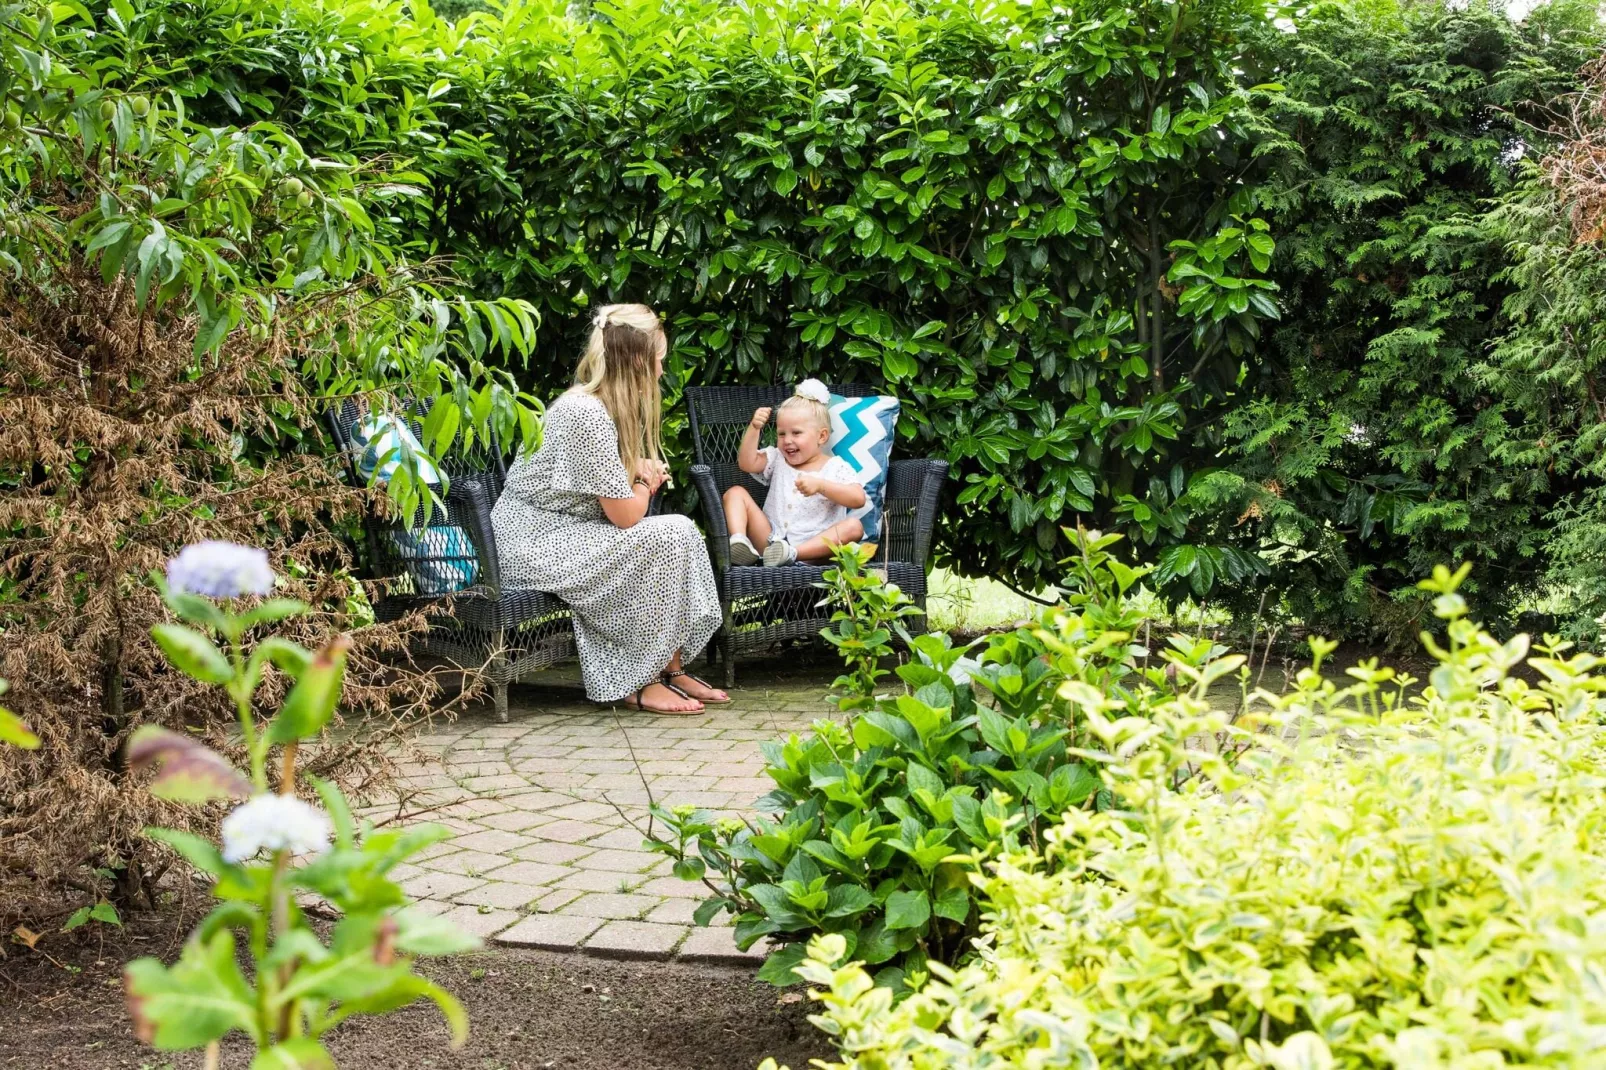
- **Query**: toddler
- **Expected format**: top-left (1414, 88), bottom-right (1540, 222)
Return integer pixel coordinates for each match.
top-left (723, 379), bottom-right (866, 566)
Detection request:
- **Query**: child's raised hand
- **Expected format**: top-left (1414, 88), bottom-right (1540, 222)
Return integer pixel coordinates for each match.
top-left (795, 472), bottom-right (822, 497)
top-left (749, 406), bottom-right (772, 430)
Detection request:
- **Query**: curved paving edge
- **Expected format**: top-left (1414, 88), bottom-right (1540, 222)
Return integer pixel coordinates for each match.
top-left (368, 669), bottom-right (831, 965)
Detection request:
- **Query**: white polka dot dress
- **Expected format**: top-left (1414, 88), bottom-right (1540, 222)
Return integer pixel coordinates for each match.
top-left (490, 391), bottom-right (722, 703)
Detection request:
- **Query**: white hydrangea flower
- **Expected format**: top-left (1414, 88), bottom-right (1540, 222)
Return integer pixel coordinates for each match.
top-left (166, 540), bottom-right (275, 599)
top-left (221, 794), bottom-right (332, 863)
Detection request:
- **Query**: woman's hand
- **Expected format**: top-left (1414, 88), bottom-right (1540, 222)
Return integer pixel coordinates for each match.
top-left (750, 406), bottom-right (772, 430)
top-left (635, 458), bottom-right (669, 492)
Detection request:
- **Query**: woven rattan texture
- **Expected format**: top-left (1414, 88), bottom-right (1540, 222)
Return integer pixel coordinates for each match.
top-left (685, 385), bottom-right (947, 686)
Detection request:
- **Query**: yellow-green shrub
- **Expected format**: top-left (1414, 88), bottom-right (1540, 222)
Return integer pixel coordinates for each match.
top-left (766, 566), bottom-right (1606, 1069)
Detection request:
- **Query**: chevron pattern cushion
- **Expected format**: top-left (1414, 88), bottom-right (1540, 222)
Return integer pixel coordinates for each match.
top-left (827, 393), bottom-right (900, 540)
top-left (352, 414), bottom-right (475, 594)
top-left (352, 412), bottom-right (443, 486)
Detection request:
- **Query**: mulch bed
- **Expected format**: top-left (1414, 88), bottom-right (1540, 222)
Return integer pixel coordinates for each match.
top-left (1, 909), bottom-right (830, 1070)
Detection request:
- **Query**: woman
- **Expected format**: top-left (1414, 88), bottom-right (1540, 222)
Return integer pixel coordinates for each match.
top-left (491, 303), bottom-right (727, 714)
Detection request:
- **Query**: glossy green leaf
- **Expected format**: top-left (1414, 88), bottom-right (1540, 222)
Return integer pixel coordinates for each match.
top-left (151, 624), bottom-right (234, 684)
top-left (267, 635), bottom-right (350, 744)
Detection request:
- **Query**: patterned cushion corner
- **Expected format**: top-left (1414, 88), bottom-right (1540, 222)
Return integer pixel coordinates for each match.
top-left (827, 393), bottom-right (900, 541)
top-left (351, 412), bottom-right (442, 486)
top-left (390, 525), bottom-right (479, 595)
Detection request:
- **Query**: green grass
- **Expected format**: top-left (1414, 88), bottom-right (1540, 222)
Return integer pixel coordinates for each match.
top-left (927, 569), bottom-right (1234, 636)
top-left (927, 568), bottom-right (1056, 634)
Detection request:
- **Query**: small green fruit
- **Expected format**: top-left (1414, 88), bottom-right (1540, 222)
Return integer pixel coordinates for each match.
top-left (271, 256), bottom-right (288, 272)
top-left (282, 177), bottom-right (304, 197)
top-left (2, 110), bottom-right (20, 131)
top-left (296, 190), bottom-right (313, 209)
top-left (99, 100), bottom-right (116, 121)
top-left (129, 95), bottom-right (149, 118)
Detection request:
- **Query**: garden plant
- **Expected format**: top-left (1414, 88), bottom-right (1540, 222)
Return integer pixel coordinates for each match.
top-left (0, 0), bottom-right (542, 923)
top-left (82, 0), bottom-right (1599, 642)
top-left (125, 541), bottom-right (476, 1068)
top-left (647, 532), bottom-right (1233, 989)
top-left (763, 565), bottom-right (1606, 1068)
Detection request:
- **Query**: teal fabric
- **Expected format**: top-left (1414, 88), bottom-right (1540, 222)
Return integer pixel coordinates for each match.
top-left (390, 525), bottom-right (479, 594)
top-left (352, 413), bottom-right (474, 594)
top-left (827, 394), bottom-right (900, 540)
top-left (351, 413), bottom-right (443, 486)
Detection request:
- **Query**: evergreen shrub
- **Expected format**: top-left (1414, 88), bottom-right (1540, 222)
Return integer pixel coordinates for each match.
top-left (765, 566), bottom-right (1606, 1068)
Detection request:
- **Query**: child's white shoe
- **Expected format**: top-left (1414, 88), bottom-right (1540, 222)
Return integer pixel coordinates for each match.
top-left (762, 540), bottom-right (798, 567)
top-left (728, 533), bottom-right (760, 566)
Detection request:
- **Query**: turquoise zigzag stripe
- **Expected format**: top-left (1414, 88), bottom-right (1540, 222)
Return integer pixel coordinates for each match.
top-left (833, 397), bottom-right (873, 473)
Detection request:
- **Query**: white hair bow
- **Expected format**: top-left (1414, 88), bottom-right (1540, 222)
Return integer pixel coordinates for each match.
top-left (593, 307), bottom-right (610, 331)
top-left (794, 378), bottom-right (830, 404)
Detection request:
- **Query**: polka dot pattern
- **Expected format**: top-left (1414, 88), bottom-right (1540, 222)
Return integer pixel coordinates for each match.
top-left (491, 392), bottom-right (721, 703)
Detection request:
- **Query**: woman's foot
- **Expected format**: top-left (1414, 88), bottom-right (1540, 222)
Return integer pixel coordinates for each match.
top-left (728, 533), bottom-right (760, 566)
top-left (663, 669), bottom-right (730, 705)
top-left (618, 681), bottom-right (703, 715)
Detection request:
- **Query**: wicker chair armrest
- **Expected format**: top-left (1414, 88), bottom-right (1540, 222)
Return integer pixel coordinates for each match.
top-left (690, 464), bottom-right (731, 573)
top-left (886, 458), bottom-right (948, 572)
top-left (446, 476), bottom-right (503, 595)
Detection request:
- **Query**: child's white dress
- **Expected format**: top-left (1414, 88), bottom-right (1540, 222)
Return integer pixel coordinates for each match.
top-left (755, 446), bottom-right (861, 543)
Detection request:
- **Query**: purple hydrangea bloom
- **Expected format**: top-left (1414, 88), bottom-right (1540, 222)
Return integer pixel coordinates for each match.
top-left (165, 541), bottom-right (275, 599)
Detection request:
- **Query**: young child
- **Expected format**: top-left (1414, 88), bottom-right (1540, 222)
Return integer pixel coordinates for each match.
top-left (723, 379), bottom-right (867, 566)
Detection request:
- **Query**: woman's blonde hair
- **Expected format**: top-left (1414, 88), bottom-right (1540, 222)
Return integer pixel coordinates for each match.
top-left (571, 303), bottom-right (665, 478)
top-left (777, 378), bottom-right (832, 433)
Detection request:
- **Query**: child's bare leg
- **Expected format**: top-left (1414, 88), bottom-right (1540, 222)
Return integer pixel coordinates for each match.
top-left (793, 518), bottom-right (864, 562)
top-left (722, 486), bottom-right (771, 546)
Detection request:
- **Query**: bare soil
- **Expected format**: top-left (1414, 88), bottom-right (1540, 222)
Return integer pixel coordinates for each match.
top-left (0, 909), bottom-right (829, 1070)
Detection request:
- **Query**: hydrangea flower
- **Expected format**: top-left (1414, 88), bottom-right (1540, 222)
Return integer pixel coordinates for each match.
top-left (166, 541), bottom-right (274, 599)
top-left (221, 794), bottom-right (332, 863)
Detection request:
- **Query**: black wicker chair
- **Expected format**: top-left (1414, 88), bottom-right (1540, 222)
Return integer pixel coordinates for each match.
top-left (326, 399), bottom-right (577, 722)
top-left (686, 384), bottom-right (948, 687)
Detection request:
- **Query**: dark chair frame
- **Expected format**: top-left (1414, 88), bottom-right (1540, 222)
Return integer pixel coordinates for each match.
top-left (326, 398), bottom-right (579, 722)
top-left (685, 384), bottom-right (948, 687)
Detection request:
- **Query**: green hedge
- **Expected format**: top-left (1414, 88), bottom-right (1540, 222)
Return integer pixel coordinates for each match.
top-left (427, 0), bottom-right (1279, 591)
top-left (1202, 0), bottom-right (1604, 640)
top-left (59, 0), bottom-right (1606, 635)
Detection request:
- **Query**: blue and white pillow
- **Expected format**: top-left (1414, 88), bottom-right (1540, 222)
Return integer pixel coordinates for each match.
top-left (351, 413), bottom-right (443, 486)
top-left (827, 393), bottom-right (900, 540)
top-left (391, 526), bottom-right (480, 595)
top-left (350, 412), bottom-right (476, 594)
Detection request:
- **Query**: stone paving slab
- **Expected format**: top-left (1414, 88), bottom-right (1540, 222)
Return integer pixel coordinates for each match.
top-left (370, 658), bottom-right (836, 966)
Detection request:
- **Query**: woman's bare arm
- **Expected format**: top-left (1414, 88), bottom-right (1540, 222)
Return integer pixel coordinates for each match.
top-left (600, 481), bottom-right (653, 528)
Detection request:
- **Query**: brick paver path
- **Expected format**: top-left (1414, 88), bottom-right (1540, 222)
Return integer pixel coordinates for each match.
top-left (373, 661), bottom-right (834, 964)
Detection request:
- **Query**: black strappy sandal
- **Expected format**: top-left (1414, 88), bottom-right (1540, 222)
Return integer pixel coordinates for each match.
top-left (618, 681), bottom-right (703, 716)
top-left (662, 669), bottom-right (732, 705)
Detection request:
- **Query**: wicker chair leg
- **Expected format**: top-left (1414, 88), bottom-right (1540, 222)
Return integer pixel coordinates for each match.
top-left (722, 629), bottom-right (736, 689)
top-left (491, 627), bottom-right (509, 723)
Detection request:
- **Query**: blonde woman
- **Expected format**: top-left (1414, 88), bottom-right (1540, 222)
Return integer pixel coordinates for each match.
top-left (492, 304), bottom-right (726, 714)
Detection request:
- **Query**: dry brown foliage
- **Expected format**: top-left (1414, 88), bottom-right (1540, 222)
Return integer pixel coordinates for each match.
top-left (1542, 57), bottom-right (1606, 243)
top-left (0, 237), bottom-right (450, 930)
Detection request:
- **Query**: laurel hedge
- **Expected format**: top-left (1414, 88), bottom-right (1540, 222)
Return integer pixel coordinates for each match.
top-left (51, 0), bottom-right (1606, 634)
